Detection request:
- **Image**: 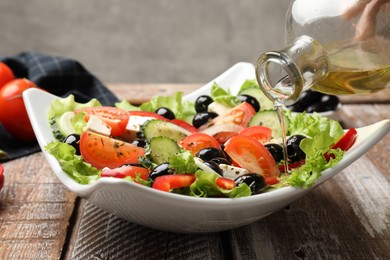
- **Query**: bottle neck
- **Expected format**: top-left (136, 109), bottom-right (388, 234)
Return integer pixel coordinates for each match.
top-left (255, 35), bottom-right (330, 106)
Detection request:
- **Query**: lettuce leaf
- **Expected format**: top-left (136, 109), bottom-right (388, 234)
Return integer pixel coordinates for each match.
top-left (115, 99), bottom-right (142, 111)
top-left (168, 150), bottom-right (198, 174)
top-left (45, 141), bottom-right (100, 184)
top-left (277, 111), bottom-right (346, 188)
top-left (210, 82), bottom-right (239, 107)
top-left (48, 95), bottom-right (101, 119)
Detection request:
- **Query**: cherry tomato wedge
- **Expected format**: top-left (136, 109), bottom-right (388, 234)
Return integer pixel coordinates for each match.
top-left (179, 132), bottom-right (221, 155)
top-left (0, 62), bottom-right (14, 88)
top-left (152, 174), bottom-right (196, 192)
top-left (101, 164), bottom-right (149, 182)
top-left (239, 126), bottom-right (272, 143)
top-left (78, 107), bottom-right (130, 137)
top-left (216, 177), bottom-right (235, 190)
top-left (170, 119), bottom-right (198, 133)
top-left (213, 131), bottom-right (239, 144)
top-left (80, 131), bottom-right (145, 169)
top-left (325, 128), bottom-right (357, 160)
top-left (208, 102), bottom-right (256, 128)
top-left (224, 135), bottom-right (279, 184)
top-left (0, 164), bottom-right (4, 191)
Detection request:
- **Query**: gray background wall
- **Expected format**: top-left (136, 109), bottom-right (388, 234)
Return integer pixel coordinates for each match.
top-left (0, 0), bottom-right (291, 84)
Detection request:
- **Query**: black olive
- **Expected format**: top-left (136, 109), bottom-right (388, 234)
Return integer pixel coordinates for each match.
top-left (297, 90), bottom-right (323, 107)
top-left (136, 131), bottom-right (145, 139)
top-left (203, 161), bottom-right (223, 176)
top-left (238, 94), bottom-right (260, 112)
top-left (131, 138), bottom-right (147, 148)
top-left (192, 112), bottom-right (218, 128)
top-left (210, 157), bottom-right (231, 165)
top-left (63, 134), bottom-right (81, 155)
top-left (265, 143), bottom-right (284, 162)
top-left (124, 163), bottom-right (145, 168)
top-left (286, 135), bottom-right (306, 162)
top-left (155, 107), bottom-right (175, 120)
top-left (234, 173), bottom-right (266, 195)
top-left (195, 95), bottom-right (214, 113)
top-left (149, 163), bottom-right (175, 181)
top-left (196, 147), bottom-right (225, 161)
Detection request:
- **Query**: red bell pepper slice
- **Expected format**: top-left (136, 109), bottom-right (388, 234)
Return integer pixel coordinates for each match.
top-left (325, 128), bottom-right (358, 161)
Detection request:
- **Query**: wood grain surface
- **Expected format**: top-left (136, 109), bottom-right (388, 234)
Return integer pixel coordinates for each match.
top-left (0, 84), bottom-right (389, 260)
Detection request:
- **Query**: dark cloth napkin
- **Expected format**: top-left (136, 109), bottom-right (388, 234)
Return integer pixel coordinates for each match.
top-left (0, 52), bottom-right (119, 162)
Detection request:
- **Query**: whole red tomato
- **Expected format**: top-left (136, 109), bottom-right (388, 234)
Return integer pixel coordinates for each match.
top-left (0, 62), bottom-right (15, 88)
top-left (0, 78), bottom-right (40, 142)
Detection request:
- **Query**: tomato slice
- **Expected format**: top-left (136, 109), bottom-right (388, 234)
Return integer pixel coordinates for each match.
top-left (208, 102), bottom-right (256, 128)
top-left (101, 164), bottom-right (149, 182)
top-left (170, 119), bottom-right (198, 133)
top-left (216, 177), bottom-right (235, 190)
top-left (78, 107), bottom-right (130, 137)
top-left (179, 132), bottom-right (221, 155)
top-left (239, 126), bottom-right (272, 143)
top-left (80, 131), bottom-right (145, 169)
top-left (324, 128), bottom-right (358, 160)
top-left (213, 131), bottom-right (239, 144)
top-left (224, 135), bottom-right (279, 184)
top-left (152, 174), bottom-right (196, 192)
top-left (0, 62), bottom-right (14, 88)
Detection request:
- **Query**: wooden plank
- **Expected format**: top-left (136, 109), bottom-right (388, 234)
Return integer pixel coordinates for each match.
top-left (70, 200), bottom-right (228, 260)
top-left (0, 153), bottom-right (77, 259)
top-left (229, 104), bottom-right (390, 259)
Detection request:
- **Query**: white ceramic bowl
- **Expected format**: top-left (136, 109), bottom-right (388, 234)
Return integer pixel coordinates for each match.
top-left (23, 62), bottom-right (390, 233)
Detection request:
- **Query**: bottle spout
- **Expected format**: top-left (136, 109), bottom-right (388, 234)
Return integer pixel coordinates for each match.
top-left (255, 35), bottom-right (330, 106)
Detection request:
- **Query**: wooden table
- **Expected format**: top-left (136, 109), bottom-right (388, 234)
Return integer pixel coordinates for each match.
top-left (0, 84), bottom-right (389, 259)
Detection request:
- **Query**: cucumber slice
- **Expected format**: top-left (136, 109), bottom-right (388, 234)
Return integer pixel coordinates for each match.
top-left (143, 120), bottom-right (191, 141)
top-left (248, 111), bottom-right (289, 138)
top-left (149, 136), bottom-right (181, 164)
top-left (239, 87), bottom-right (274, 111)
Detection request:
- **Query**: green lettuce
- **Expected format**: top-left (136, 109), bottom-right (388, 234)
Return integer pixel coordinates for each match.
top-left (45, 141), bottom-right (100, 184)
top-left (48, 95), bottom-right (101, 119)
top-left (210, 82), bottom-right (239, 107)
top-left (115, 99), bottom-right (141, 111)
top-left (168, 150), bottom-right (198, 174)
top-left (276, 111), bottom-right (346, 188)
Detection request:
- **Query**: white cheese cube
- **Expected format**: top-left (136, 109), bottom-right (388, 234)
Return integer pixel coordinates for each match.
top-left (219, 164), bottom-right (249, 180)
top-left (125, 115), bottom-right (155, 132)
top-left (85, 115), bottom-right (111, 136)
top-left (207, 102), bottom-right (232, 116)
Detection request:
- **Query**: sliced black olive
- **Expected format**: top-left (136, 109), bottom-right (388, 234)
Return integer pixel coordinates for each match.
top-left (192, 112), bottom-right (218, 128)
top-left (196, 147), bottom-right (225, 161)
top-left (286, 135), bottom-right (306, 162)
top-left (238, 94), bottom-right (260, 112)
top-left (203, 161), bottom-right (223, 176)
top-left (195, 95), bottom-right (214, 113)
top-left (210, 157), bottom-right (231, 165)
top-left (234, 173), bottom-right (266, 195)
top-left (148, 163), bottom-right (175, 181)
top-left (155, 107), bottom-right (175, 120)
top-left (264, 143), bottom-right (284, 163)
top-left (131, 138), bottom-right (147, 148)
top-left (63, 134), bottom-right (81, 155)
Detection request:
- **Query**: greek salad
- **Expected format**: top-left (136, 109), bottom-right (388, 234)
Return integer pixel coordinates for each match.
top-left (45, 79), bottom-right (357, 198)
